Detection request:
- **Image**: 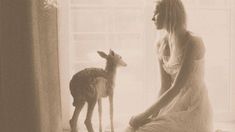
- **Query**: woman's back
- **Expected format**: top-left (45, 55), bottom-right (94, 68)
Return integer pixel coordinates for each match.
top-left (155, 33), bottom-right (213, 132)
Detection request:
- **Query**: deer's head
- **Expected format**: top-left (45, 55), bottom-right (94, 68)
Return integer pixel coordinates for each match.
top-left (97, 49), bottom-right (127, 67)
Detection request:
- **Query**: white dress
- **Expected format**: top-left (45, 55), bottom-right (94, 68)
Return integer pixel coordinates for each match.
top-left (127, 37), bottom-right (213, 132)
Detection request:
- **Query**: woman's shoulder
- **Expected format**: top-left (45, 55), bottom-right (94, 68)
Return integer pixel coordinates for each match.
top-left (187, 33), bottom-right (206, 60)
top-left (156, 35), bottom-right (168, 50)
top-left (156, 35), bottom-right (169, 58)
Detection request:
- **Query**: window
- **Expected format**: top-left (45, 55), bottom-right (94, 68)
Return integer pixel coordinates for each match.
top-left (66, 1), bottom-right (154, 130)
top-left (58, 0), bottom-right (235, 130)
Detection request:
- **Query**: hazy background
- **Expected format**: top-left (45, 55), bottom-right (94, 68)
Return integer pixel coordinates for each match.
top-left (58, 0), bottom-right (235, 131)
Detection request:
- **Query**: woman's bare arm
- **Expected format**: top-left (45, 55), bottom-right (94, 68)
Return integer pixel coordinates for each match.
top-left (158, 59), bottom-right (172, 96)
top-left (155, 39), bottom-right (172, 96)
top-left (151, 59), bottom-right (172, 117)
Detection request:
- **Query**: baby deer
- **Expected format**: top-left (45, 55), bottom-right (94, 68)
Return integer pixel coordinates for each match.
top-left (69, 50), bottom-right (127, 132)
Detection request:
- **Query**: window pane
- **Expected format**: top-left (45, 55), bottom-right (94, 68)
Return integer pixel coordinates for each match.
top-left (113, 9), bottom-right (144, 32)
top-left (72, 34), bottom-right (108, 61)
top-left (71, 8), bottom-right (109, 32)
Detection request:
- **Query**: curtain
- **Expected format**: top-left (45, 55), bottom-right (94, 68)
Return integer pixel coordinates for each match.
top-left (0, 0), bottom-right (62, 132)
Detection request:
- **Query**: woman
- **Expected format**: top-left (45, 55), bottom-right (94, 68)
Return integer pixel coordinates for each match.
top-left (126, 0), bottom-right (213, 132)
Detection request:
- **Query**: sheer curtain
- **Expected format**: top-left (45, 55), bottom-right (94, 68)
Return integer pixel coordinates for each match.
top-left (31, 0), bottom-right (62, 132)
top-left (0, 0), bottom-right (62, 132)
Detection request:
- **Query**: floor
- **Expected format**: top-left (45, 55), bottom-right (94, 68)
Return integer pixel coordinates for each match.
top-left (214, 121), bottom-right (235, 132)
top-left (63, 122), bottom-right (235, 132)
top-left (63, 121), bottom-right (127, 132)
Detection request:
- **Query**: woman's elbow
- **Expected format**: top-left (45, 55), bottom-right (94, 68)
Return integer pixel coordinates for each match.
top-left (159, 83), bottom-right (171, 96)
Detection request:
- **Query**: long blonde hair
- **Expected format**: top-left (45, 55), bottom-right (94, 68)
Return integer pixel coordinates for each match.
top-left (157, 0), bottom-right (187, 32)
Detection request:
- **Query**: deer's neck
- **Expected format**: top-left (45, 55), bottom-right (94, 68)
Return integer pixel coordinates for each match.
top-left (105, 62), bottom-right (117, 82)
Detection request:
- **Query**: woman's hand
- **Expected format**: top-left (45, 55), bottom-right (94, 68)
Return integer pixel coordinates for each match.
top-left (129, 113), bottom-right (151, 129)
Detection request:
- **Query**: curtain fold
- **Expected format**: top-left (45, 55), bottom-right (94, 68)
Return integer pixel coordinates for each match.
top-left (0, 0), bottom-right (62, 132)
top-left (31, 0), bottom-right (62, 132)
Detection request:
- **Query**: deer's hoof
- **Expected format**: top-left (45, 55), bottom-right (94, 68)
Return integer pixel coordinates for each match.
top-left (69, 120), bottom-right (72, 127)
top-left (87, 129), bottom-right (94, 132)
top-left (70, 120), bottom-right (78, 132)
top-left (71, 130), bottom-right (78, 132)
top-left (99, 128), bottom-right (102, 132)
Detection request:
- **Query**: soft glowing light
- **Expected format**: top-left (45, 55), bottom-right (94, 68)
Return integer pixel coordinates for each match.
top-left (44, 0), bottom-right (57, 8)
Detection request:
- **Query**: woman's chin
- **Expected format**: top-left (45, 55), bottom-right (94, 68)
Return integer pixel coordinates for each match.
top-left (156, 26), bottom-right (163, 30)
top-left (154, 24), bottom-right (163, 30)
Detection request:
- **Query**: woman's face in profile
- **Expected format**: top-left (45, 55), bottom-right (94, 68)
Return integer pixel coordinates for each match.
top-left (152, 4), bottom-right (165, 29)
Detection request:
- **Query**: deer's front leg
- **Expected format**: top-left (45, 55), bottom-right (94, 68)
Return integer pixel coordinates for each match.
top-left (98, 99), bottom-right (102, 132)
top-left (109, 94), bottom-right (114, 132)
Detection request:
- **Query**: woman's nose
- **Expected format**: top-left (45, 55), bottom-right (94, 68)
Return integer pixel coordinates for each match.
top-left (152, 13), bottom-right (157, 21)
top-left (152, 15), bottom-right (155, 21)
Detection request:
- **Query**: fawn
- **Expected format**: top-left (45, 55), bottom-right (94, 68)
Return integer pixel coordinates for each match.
top-left (69, 50), bottom-right (127, 132)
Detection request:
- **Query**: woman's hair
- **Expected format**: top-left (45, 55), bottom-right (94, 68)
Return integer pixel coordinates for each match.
top-left (157, 0), bottom-right (187, 32)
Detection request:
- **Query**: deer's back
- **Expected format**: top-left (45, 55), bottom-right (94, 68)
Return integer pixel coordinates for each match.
top-left (70, 68), bottom-right (108, 101)
top-left (71, 68), bottom-right (107, 82)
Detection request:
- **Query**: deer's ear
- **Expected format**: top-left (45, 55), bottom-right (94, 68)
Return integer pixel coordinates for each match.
top-left (109, 49), bottom-right (115, 56)
top-left (97, 51), bottom-right (108, 59)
